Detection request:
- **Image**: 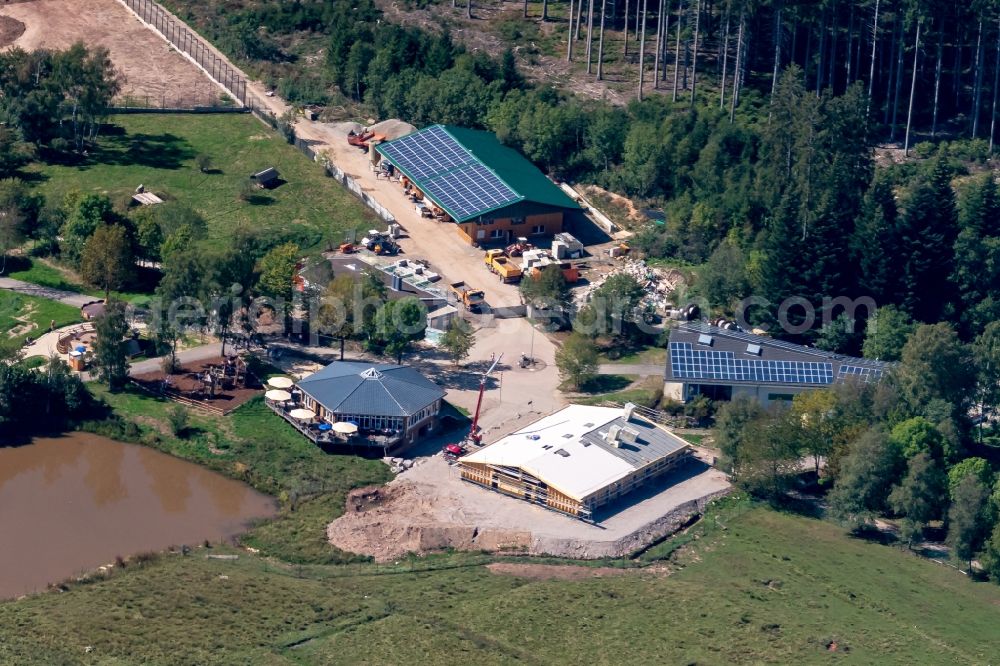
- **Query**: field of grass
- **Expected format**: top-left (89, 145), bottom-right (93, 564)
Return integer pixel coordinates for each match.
top-left (2, 504), bottom-right (999, 663)
top-left (573, 374), bottom-right (663, 408)
top-left (598, 344), bottom-right (668, 366)
top-left (5, 257), bottom-right (157, 305)
top-left (29, 114), bottom-right (379, 253)
top-left (88, 388), bottom-right (391, 563)
top-left (0, 291), bottom-right (82, 346)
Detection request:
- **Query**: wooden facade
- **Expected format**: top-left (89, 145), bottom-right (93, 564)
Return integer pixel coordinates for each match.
top-left (456, 209), bottom-right (565, 246)
top-left (459, 461), bottom-right (588, 517)
top-left (458, 447), bottom-right (693, 520)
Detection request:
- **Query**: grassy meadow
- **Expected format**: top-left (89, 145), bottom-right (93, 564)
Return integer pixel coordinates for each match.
top-left (1, 504), bottom-right (998, 664)
top-left (0, 291), bottom-right (82, 347)
top-left (29, 113), bottom-right (378, 253)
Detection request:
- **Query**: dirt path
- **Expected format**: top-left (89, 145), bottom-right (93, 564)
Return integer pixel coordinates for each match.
top-left (1, 0), bottom-right (216, 102)
top-left (486, 562), bottom-right (642, 581)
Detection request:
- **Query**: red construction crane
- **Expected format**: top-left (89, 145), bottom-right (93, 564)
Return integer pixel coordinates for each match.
top-left (467, 352), bottom-right (503, 445)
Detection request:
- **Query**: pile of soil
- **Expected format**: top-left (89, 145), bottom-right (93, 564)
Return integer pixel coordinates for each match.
top-left (368, 119), bottom-right (416, 140)
top-left (0, 15), bottom-right (26, 48)
top-left (327, 480), bottom-right (532, 561)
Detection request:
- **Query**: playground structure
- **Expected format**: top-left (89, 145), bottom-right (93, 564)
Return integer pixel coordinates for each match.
top-left (55, 323), bottom-right (98, 371)
top-left (131, 355), bottom-right (260, 415)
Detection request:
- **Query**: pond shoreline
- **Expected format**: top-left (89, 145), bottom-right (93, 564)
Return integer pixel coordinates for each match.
top-left (0, 432), bottom-right (278, 600)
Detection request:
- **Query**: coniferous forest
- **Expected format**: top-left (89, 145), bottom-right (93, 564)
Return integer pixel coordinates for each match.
top-left (147, 0), bottom-right (1000, 347)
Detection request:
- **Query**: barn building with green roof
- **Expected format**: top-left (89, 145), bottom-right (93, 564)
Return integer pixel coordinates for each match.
top-left (375, 125), bottom-right (581, 245)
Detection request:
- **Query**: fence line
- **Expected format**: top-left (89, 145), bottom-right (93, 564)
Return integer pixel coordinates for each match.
top-left (296, 138), bottom-right (397, 225)
top-left (116, 0), bottom-right (271, 117)
top-left (117, 0), bottom-right (398, 225)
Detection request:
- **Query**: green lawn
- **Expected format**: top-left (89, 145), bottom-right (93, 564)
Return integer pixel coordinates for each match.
top-left (598, 345), bottom-right (668, 366)
top-left (30, 113), bottom-right (379, 252)
top-left (0, 291), bottom-right (82, 346)
top-left (88, 387), bottom-right (391, 563)
top-left (2, 504), bottom-right (999, 664)
top-left (573, 375), bottom-right (663, 408)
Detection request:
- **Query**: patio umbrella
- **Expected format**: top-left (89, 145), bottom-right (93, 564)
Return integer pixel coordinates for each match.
top-left (264, 389), bottom-right (292, 402)
top-left (317, 423), bottom-right (332, 432)
top-left (267, 376), bottom-right (294, 389)
top-left (332, 422), bottom-right (359, 435)
top-left (289, 408), bottom-right (316, 420)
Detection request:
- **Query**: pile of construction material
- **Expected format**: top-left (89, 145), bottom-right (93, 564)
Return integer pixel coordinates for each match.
top-left (574, 258), bottom-right (686, 312)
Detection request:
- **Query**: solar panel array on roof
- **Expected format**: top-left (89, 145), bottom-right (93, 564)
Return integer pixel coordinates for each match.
top-left (680, 321), bottom-right (833, 357)
top-left (422, 164), bottom-right (519, 221)
top-left (670, 342), bottom-right (834, 385)
top-left (382, 126), bottom-right (469, 181)
top-left (838, 364), bottom-right (886, 381)
top-left (378, 126), bottom-right (521, 221)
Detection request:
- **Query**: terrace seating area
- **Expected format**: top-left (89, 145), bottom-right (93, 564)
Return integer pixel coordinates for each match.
top-left (264, 395), bottom-right (404, 451)
top-left (265, 361), bottom-right (446, 455)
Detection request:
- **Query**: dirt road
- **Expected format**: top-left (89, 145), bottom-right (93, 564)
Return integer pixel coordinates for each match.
top-left (1, 0), bottom-right (216, 102)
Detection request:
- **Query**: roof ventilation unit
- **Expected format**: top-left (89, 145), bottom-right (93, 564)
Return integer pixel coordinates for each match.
top-left (746, 343), bottom-right (762, 355)
top-left (620, 428), bottom-right (640, 444)
top-left (697, 333), bottom-right (714, 346)
top-left (623, 402), bottom-right (636, 421)
top-left (604, 424), bottom-right (623, 447)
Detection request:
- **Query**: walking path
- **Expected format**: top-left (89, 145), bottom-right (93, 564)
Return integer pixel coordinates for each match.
top-left (598, 363), bottom-right (665, 377)
top-left (0, 277), bottom-right (95, 308)
top-left (127, 343), bottom-right (223, 375)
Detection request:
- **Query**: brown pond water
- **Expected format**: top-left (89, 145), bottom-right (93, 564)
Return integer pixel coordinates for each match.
top-left (0, 433), bottom-right (277, 599)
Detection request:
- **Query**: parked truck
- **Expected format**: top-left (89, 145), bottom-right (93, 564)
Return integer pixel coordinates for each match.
top-left (528, 260), bottom-right (580, 284)
top-left (483, 249), bottom-right (523, 283)
top-left (449, 281), bottom-right (486, 312)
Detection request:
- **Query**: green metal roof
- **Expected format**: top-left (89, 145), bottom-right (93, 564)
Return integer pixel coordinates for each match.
top-left (376, 124), bottom-right (580, 223)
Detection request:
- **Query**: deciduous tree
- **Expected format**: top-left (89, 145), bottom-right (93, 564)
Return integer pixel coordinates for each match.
top-left (947, 474), bottom-right (991, 571)
top-left (862, 305), bottom-right (914, 362)
top-left (441, 317), bottom-right (475, 365)
top-left (80, 224), bottom-right (133, 299)
top-left (92, 300), bottom-right (130, 391)
top-left (828, 428), bottom-right (905, 530)
top-left (555, 333), bottom-right (599, 389)
top-left (889, 451), bottom-right (948, 546)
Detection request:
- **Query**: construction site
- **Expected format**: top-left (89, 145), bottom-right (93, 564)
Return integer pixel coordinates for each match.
top-left (327, 440), bottom-right (730, 561)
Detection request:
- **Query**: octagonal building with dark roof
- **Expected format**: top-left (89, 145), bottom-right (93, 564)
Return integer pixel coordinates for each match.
top-left (295, 361), bottom-right (446, 449)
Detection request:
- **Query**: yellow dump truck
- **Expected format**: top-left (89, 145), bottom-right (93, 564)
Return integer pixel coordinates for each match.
top-left (483, 249), bottom-right (523, 283)
top-left (449, 281), bottom-right (486, 312)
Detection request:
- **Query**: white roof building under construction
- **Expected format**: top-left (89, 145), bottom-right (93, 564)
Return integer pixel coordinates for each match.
top-left (458, 404), bottom-right (692, 519)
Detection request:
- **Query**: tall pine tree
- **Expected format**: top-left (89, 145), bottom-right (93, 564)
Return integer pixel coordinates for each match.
top-left (895, 158), bottom-right (959, 323)
top-left (853, 174), bottom-right (900, 306)
top-left (953, 173), bottom-right (1000, 335)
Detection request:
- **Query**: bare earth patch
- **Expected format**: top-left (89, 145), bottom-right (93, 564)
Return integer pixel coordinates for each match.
top-left (1, 0), bottom-right (216, 102)
top-left (0, 15), bottom-right (25, 48)
top-left (486, 562), bottom-right (636, 581)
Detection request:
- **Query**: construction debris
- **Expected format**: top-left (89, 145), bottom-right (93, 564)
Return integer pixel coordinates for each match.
top-left (574, 258), bottom-right (687, 312)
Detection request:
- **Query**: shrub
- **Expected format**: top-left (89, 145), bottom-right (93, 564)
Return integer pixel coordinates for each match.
top-left (167, 404), bottom-right (190, 438)
top-left (195, 153), bottom-right (214, 173)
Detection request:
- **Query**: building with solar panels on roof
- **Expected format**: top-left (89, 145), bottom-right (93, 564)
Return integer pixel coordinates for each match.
top-left (375, 125), bottom-right (582, 245)
top-left (664, 322), bottom-right (893, 406)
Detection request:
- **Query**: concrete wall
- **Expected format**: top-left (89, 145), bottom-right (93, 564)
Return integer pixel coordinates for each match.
top-left (663, 381), bottom-right (684, 402)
